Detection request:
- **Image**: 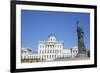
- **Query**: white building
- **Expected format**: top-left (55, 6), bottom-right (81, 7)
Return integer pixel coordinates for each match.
top-left (21, 34), bottom-right (78, 61)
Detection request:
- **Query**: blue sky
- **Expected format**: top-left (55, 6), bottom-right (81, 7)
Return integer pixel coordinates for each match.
top-left (21, 10), bottom-right (90, 51)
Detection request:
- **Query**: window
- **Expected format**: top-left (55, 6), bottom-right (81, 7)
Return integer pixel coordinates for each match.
top-left (51, 38), bottom-right (52, 41)
top-left (42, 50), bottom-right (44, 53)
top-left (57, 55), bottom-right (59, 58)
top-left (57, 50), bottom-right (59, 53)
top-left (60, 50), bottom-right (61, 53)
top-left (59, 45), bottom-right (60, 48)
top-left (47, 55), bottom-right (48, 58)
top-left (52, 55), bottom-right (54, 58)
top-left (50, 55), bottom-right (51, 58)
top-left (50, 45), bottom-right (51, 48)
top-left (40, 45), bottom-right (41, 48)
top-left (42, 45), bottom-right (44, 48)
top-left (25, 51), bottom-right (26, 54)
top-left (50, 50), bottom-right (52, 53)
top-left (24, 56), bottom-right (26, 59)
top-left (47, 50), bottom-right (49, 53)
top-left (54, 50), bottom-right (55, 53)
top-left (48, 45), bottom-right (49, 48)
top-left (53, 38), bottom-right (54, 41)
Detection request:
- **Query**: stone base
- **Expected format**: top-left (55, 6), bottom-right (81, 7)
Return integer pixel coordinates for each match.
top-left (77, 53), bottom-right (88, 59)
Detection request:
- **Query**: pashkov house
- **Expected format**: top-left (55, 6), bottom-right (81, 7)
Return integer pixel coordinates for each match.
top-left (21, 34), bottom-right (78, 61)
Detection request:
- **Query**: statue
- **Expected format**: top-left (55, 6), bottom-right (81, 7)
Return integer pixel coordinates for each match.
top-left (77, 21), bottom-right (86, 54)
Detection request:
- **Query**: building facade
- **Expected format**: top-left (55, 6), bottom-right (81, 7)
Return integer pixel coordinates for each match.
top-left (21, 34), bottom-right (78, 61)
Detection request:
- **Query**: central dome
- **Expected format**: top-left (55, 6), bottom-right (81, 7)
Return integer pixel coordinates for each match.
top-left (48, 34), bottom-right (56, 42)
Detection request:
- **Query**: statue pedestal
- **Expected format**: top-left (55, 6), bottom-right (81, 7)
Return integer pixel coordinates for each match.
top-left (77, 53), bottom-right (88, 59)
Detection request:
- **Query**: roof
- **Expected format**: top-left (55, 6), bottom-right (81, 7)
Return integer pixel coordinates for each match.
top-left (48, 34), bottom-right (56, 38)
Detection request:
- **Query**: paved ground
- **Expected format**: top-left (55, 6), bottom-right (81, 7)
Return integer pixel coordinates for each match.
top-left (46, 57), bottom-right (90, 62)
top-left (22, 57), bottom-right (90, 63)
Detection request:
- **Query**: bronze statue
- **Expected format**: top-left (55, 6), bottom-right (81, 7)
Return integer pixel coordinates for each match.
top-left (77, 21), bottom-right (86, 54)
